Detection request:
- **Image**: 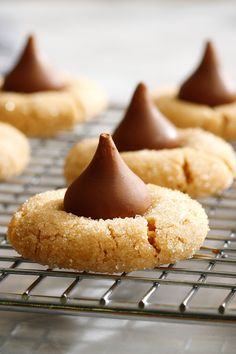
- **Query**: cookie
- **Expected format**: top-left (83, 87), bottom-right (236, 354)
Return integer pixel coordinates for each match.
top-left (0, 122), bottom-right (30, 180)
top-left (0, 35), bottom-right (107, 137)
top-left (153, 88), bottom-right (236, 140)
top-left (153, 41), bottom-right (236, 139)
top-left (8, 185), bottom-right (208, 273)
top-left (8, 134), bottom-right (209, 273)
top-left (64, 128), bottom-right (236, 198)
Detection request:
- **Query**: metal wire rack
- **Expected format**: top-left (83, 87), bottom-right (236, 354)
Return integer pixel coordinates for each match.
top-left (0, 105), bottom-right (236, 324)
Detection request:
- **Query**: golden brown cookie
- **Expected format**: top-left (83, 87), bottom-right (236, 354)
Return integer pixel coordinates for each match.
top-left (0, 35), bottom-right (107, 137)
top-left (0, 77), bottom-right (107, 137)
top-left (64, 128), bottom-right (236, 198)
top-left (0, 122), bottom-right (30, 180)
top-left (153, 41), bottom-right (236, 139)
top-left (8, 185), bottom-right (208, 273)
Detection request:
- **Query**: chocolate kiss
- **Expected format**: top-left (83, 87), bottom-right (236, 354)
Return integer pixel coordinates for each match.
top-left (178, 41), bottom-right (236, 106)
top-left (112, 83), bottom-right (180, 152)
top-left (64, 133), bottom-right (151, 219)
top-left (2, 35), bottom-right (65, 93)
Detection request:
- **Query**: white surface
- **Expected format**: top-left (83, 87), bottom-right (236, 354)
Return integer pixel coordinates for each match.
top-left (0, 0), bottom-right (236, 353)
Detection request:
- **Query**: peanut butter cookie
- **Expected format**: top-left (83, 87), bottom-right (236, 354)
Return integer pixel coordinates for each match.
top-left (8, 134), bottom-right (208, 273)
top-left (0, 35), bottom-right (107, 137)
top-left (153, 41), bottom-right (236, 139)
top-left (0, 122), bottom-right (30, 180)
top-left (64, 128), bottom-right (236, 198)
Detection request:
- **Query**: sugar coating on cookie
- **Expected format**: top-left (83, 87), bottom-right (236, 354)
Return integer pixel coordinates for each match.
top-left (64, 128), bottom-right (236, 198)
top-left (8, 185), bottom-right (208, 273)
top-left (0, 122), bottom-right (30, 180)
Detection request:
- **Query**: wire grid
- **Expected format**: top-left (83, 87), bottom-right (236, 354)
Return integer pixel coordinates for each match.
top-left (0, 105), bottom-right (236, 324)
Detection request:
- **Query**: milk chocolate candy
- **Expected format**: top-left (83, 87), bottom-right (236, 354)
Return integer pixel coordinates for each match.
top-left (178, 41), bottom-right (236, 106)
top-left (2, 35), bottom-right (65, 93)
top-left (64, 133), bottom-right (151, 219)
top-left (113, 83), bottom-right (180, 152)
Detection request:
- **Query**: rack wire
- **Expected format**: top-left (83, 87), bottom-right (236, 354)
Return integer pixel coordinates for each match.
top-left (0, 105), bottom-right (236, 324)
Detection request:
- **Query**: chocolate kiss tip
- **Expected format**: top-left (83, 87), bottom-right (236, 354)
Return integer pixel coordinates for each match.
top-left (178, 40), bottom-right (236, 107)
top-left (63, 133), bottom-right (151, 220)
top-left (112, 82), bottom-right (180, 152)
top-left (205, 40), bottom-right (214, 51)
top-left (26, 35), bottom-right (36, 50)
top-left (21, 35), bottom-right (37, 58)
top-left (2, 34), bottom-right (65, 94)
top-left (136, 82), bottom-right (147, 91)
top-left (201, 40), bottom-right (219, 66)
top-left (27, 34), bottom-right (35, 45)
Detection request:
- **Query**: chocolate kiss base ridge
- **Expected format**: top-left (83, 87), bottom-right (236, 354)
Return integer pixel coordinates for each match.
top-left (63, 133), bottom-right (151, 219)
top-left (2, 35), bottom-right (65, 93)
top-left (178, 41), bottom-right (236, 107)
top-left (112, 83), bottom-right (180, 152)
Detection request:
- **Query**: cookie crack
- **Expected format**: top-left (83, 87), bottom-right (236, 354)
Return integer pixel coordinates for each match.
top-left (219, 113), bottom-right (232, 143)
top-left (182, 159), bottom-right (193, 184)
top-left (216, 150), bottom-right (236, 176)
top-left (34, 229), bottom-right (41, 257)
top-left (176, 236), bottom-right (186, 244)
top-left (108, 225), bottom-right (119, 250)
top-left (147, 218), bottom-right (160, 255)
top-left (97, 238), bottom-right (108, 261)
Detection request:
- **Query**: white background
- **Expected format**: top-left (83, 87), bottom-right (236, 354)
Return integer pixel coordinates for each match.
top-left (1, 0), bottom-right (236, 103)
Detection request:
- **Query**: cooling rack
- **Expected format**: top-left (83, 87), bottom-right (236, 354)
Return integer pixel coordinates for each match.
top-left (0, 105), bottom-right (236, 324)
